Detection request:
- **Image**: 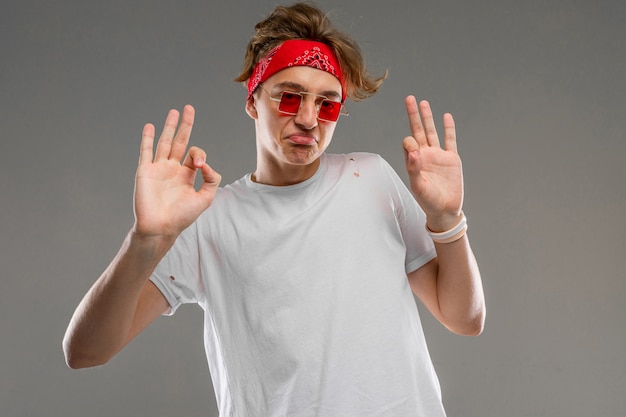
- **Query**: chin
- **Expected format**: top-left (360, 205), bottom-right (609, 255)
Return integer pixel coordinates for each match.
top-left (283, 145), bottom-right (322, 165)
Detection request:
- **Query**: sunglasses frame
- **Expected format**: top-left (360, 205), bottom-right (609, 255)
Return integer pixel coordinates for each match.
top-left (260, 86), bottom-right (348, 122)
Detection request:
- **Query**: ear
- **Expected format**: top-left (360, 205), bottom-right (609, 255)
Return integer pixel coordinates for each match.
top-left (245, 96), bottom-right (258, 120)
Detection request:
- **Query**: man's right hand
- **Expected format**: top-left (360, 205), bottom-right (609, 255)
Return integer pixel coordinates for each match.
top-left (134, 104), bottom-right (221, 240)
top-left (63, 105), bottom-right (219, 368)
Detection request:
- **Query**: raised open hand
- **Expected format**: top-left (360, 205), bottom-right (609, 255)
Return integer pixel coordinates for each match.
top-left (402, 97), bottom-right (464, 231)
top-left (133, 105), bottom-right (221, 239)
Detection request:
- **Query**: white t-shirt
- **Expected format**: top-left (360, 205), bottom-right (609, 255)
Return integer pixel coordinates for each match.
top-left (150, 152), bottom-right (445, 417)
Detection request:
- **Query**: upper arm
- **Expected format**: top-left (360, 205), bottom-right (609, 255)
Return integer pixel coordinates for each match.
top-left (64, 279), bottom-right (171, 369)
top-left (407, 257), bottom-right (446, 325)
top-left (408, 249), bottom-right (486, 336)
top-left (123, 280), bottom-right (170, 347)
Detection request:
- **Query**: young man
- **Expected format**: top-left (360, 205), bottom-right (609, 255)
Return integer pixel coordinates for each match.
top-left (63, 3), bottom-right (485, 416)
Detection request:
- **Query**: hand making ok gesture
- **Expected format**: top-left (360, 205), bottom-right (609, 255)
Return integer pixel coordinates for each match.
top-left (402, 97), bottom-right (464, 232)
top-left (133, 105), bottom-right (221, 240)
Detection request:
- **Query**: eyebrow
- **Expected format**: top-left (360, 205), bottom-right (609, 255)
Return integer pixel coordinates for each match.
top-left (272, 81), bottom-right (342, 101)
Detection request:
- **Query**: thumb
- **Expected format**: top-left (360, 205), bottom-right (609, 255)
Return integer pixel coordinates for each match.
top-left (199, 163), bottom-right (222, 190)
top-left (402, 135), bottom-right (419, 154)
top-left (402, 136), bottom-right (422, 172)
top-left (193, 163), bottom-right (221, 208)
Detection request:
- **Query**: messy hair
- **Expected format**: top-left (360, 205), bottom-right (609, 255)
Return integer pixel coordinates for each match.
top-left (234, 2), bottom-right (387, 101)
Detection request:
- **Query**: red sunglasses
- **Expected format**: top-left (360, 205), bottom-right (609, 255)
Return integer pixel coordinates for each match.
top-left (261, 87), bottom-right (348, 122)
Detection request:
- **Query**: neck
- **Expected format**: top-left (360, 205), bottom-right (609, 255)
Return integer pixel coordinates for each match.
top-left (252, 157), bottom-right (321, 186)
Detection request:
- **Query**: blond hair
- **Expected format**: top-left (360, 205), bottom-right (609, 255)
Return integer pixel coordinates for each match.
top-left (234, 2), bottom-right (387, 101)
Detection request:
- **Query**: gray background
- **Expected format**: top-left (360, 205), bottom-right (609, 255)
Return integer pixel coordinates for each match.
top-left (2, 0), bottom-right (625, 416)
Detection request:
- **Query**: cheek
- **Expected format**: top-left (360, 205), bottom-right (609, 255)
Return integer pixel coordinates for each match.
top-left (259, 117), bottom-right (293, 144)
top-left (320, 124), bottom-right (337, 143)
top-left (256, 110), bottom-right (282, 129)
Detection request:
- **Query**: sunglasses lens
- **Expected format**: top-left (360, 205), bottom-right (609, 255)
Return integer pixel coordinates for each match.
top-left (318, 100), bottom-right (341, 122)
top-left (278, 92), bottom-right (302, 114)
top-left (276, 91), bottom-right (342, 122)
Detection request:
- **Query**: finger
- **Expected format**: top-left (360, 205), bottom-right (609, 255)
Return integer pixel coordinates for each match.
top-left (139, 123), bottom-right (156, 165)
top-left (419, 100), bottom-right (441, 149)
top-left (402, 135), bottom-right (419, 164)
top-left (405, 96), bottom-right (427, 147)
top-left (169, 105), bottom-right (195, 162)
top-left (182, 146), bottom-right (206, 170)
top-left (403, 135), bottom-right (424, 173)
top-left (195, 163), bottom-right (222, 206)
top-left (199, 163), bottom-right (222, 190)
top-left (443, 113), bottom-right (458, 153)
top-left (154, 108), bottom-right (180, 161)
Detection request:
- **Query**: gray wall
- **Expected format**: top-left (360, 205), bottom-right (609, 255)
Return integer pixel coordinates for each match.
top-left (2, 0), bottom-right (625, 416)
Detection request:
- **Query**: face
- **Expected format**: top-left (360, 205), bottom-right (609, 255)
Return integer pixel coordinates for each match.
top-left (246, 66), bottom-right (343, 185)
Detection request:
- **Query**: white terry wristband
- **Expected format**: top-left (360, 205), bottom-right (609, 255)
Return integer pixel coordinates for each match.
top-left (426, 212), bottom-right (468, 244)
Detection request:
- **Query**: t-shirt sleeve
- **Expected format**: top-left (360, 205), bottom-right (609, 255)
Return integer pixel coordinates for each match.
top-left (149, 222), bottom-right (204, 316)
top-left (377, 156), bottom-right (436, 273)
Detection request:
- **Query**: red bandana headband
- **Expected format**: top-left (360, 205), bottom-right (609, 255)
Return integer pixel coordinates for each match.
top-left (247, 39), bottom-right (346, 103)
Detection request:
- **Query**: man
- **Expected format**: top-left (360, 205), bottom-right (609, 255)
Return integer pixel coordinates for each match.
top-left (63, 3), bottom-right (485, 416)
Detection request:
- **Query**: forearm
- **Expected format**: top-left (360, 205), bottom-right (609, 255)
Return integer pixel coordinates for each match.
top-left (62, 231), bottom-right (173, 368)
top-left (432, 234), bottom-right (485, 335)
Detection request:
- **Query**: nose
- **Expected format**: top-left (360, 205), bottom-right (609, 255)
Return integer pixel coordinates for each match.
top-left (294, 96), bottom-right (319, 129)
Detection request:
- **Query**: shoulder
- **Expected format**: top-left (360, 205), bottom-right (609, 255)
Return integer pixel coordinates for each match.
top-left (322, 152), bottom-right (390, 177)
top-left (324, 152), bottom-right (402, 182)
top-left (191, 175), bottom-right (253, 225)
top-left (211, 174), bottom-right (254, 203)
top-left (323, 152), bottom-right (384, 165)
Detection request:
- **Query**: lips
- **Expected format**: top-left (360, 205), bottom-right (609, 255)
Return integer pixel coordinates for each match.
top-left (286, 133), bottom-right (318, 145)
